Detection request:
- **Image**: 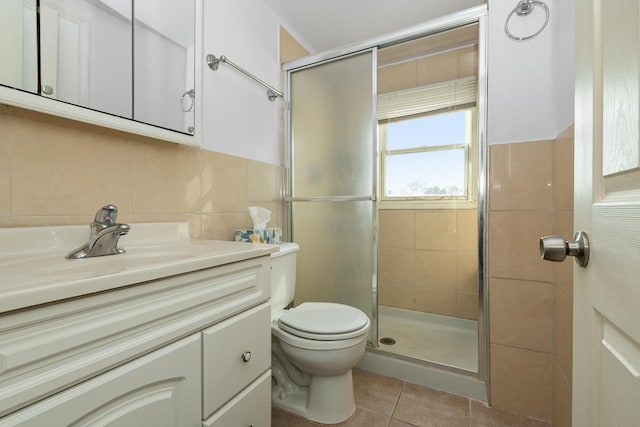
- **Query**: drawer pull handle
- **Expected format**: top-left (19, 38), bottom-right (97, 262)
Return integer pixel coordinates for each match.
top-left (241, 351), bottom-right (252, 362)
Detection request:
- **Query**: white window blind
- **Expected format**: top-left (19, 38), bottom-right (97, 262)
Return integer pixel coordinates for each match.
top-left (378, 76), bottom-right (477, 121)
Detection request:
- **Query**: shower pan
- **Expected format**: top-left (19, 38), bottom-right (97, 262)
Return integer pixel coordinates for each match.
top-left (283, 5), bottom-right (488, 400)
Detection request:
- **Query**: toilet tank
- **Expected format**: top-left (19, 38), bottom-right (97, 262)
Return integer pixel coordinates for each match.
top-left (270, 242), bottom-right (299, 313)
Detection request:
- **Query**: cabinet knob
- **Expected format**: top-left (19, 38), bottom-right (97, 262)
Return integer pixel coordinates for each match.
top-left (241, 351), bottom-right (252, 362)
top-left (41, 84), bottom-right (54, 95)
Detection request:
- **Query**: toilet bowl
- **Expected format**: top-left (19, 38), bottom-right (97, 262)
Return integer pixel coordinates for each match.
top-left (270, 244), bottom-right (370, 424)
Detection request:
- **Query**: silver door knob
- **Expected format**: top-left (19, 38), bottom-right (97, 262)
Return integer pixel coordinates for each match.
top-left (539, 231), bottom-right (589, 267)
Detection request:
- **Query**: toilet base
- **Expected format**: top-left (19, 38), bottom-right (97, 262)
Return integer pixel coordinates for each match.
top-left (271, 370), bottom-right (356, 424)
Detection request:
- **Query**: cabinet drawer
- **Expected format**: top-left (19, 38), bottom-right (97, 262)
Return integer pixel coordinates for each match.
top-left (0, 334), bottom-right (201, 427)
top-left (202, 302), bottom-right (270, 418)
top-left (202, 371), bottom-right (271, 427)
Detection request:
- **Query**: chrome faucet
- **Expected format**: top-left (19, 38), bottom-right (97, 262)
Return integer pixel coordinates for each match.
top-left (66, 205), bottom-right (131, 259)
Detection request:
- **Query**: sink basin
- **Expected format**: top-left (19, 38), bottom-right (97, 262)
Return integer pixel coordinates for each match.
top-left (0, 223), bottom-right (278, 313)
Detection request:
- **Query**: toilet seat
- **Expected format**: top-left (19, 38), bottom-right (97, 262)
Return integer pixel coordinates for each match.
top-left (278, 302), bottom-right (370, 341)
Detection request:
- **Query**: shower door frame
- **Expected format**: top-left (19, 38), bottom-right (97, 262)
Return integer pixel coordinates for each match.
top-left (283, 4), bottom-right (489, 383)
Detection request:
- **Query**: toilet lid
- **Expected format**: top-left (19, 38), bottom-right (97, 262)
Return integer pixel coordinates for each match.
top-left (278, 302), bottom-right (370, 340)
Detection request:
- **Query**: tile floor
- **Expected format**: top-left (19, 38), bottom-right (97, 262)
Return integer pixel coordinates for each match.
top-left (271, 368), bottom-right (550, 427)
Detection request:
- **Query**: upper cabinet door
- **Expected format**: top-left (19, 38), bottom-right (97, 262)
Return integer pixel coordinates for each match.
top-left (0, 0), bottom-right (198, 143)
top-left (40, 0), bottom-right (133, 118)
top-left (134, 0), bottom-right (196, 134)
top-left (0, 0), bottom-right (38, 94)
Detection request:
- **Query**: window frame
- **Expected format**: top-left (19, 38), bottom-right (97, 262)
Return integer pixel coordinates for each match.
top-left (378, 106), bottom-right (478, 210)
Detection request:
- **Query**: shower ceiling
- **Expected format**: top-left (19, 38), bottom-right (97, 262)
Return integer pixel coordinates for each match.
top-left (263, 0), bottom-right (486, 53)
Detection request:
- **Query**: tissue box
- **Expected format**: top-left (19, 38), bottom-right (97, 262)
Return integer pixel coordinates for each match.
top-left (235, 228), bottom-right (282, 245)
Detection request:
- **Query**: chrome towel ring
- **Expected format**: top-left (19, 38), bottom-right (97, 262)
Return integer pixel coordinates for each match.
top-left (505, 0), bottom-right (550, 41)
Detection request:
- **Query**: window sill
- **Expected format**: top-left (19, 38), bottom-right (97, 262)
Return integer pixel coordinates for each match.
top-left (378, 199), bottom-right (477, 210)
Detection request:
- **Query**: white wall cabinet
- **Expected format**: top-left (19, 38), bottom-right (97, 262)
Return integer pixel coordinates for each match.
top-left (0, 255), bottom-right (272, 426)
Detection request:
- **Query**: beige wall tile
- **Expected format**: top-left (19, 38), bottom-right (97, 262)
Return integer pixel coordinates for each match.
top-left (457, 209), bottom-right (478, 251)
top-left (490, 344), bottom-right (552, 421)
top-left (130, 214), bottom-right (202, 239)
top-left (379, 209), bottom-right (416, 249)
top-left (0, 108), bottom-right (10, 217)
top-left (489, 141), bottom-right (554, 211)
top-left (456, 292), bottom-right (478, 320)
top-left (554, 137), bottom-right (574, 212)
top-left (378, 283), bottom-right (414, 310)
top-left (247, 159), bottom-right (279, 204)
top-left (130, 137), bottom-right (200, 215)
top-left (457, 251), bottom-right (478, 293)
top-left (415, 250), bottom-right (457, 290)
top-left (552, 360), bottom-right (572, 427)
top-left (202, 150), bottom-right (248, 214)
top-left (415, 288), bottom-right (457, 316)
top-left (415, 210), bottom-right (457, 251)
top-left (378, 247), bottom-right (415, 286)
top-left (0, 218), bottom-right (10, 227)
top-left (378, 62), bottom-right (416, 93)
top-left (11, 109), bottom-right (131, 217)
top-left (416, 50), bottom-right (459, 86)
top-left (279, 26), bottom-right (309, 64)
top-left (553, 285), bottom-right (573, 383)
top-left (553, 212), bottom-right (574, 296)
top-left (11, 216), bottom-right (102, 227)
top-left (201, 213), bottom-right (250, 241)
top-left (490, 278), bottom-right (553, 352)
top-left (489, 211), bottom-right (554, 282)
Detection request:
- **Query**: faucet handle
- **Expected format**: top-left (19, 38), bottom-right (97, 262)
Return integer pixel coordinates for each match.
top-left (94, 204), bottom-right (119, 226)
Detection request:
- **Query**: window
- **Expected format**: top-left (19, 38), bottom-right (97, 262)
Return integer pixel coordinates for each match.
top-left (378, 77), bottom-right (477, 207)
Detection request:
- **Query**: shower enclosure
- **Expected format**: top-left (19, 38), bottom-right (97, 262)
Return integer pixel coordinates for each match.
top-left (284, 6), bottom-right (488, 393)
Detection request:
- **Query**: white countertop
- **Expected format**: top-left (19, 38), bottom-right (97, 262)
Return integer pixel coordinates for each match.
top-left (0, 222), bottom-right (278, 313)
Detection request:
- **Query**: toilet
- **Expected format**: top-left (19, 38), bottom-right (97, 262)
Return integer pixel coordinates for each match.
top-left (270, 242), bottom-right (370, 424)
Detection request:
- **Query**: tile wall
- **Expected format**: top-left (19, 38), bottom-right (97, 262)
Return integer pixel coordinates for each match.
top-left (377, 39), bottom-right (479, 321)
top-left (488, 129), bottom-right (574, 426)
top-left (378, 209), bottom-right (478, 320)
top-left (0, 105), bottom-right (284, 238)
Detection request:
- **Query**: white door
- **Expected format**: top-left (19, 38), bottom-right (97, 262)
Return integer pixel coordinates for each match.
top-left (573, 0), bottom-right (640, 425)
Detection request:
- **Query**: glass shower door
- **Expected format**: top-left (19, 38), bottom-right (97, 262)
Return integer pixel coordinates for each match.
top-left (287, 50), bottom-right (377, 344)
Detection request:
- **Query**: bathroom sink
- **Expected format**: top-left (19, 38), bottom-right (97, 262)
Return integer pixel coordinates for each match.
top-left (0, 223), bottom-right (278, 313)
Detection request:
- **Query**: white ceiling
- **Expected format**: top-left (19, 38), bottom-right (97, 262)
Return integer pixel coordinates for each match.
top-left (263, 0), bottom-right (486, 54)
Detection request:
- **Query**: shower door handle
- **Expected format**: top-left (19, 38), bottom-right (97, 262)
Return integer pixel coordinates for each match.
top-left (539, 231), bottom-right (590, 267)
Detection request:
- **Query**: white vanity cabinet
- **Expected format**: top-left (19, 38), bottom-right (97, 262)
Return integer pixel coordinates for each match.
top-left (0, 334), bottom-right (202, 426)
top-left (0, 253), bottom-right (273, 427)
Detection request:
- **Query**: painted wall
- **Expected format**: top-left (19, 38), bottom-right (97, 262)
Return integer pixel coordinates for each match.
top-left (202, 0), bottom-right (576, 159)
top-left (487, 0), bottom-right (574, 145)
top-left (201, 0), bottom-right (282, 166)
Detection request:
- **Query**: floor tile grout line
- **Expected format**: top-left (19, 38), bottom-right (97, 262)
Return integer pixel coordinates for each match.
top-left (389, 380), bottom-right (406, 423)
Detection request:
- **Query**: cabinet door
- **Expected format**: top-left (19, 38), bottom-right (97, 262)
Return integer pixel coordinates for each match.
top-left (0, 334), bottom-right (201, 427)
top-left (202, 371), bottom-right (271, 427)
top-left (202, 302), bottom-right (271, 418)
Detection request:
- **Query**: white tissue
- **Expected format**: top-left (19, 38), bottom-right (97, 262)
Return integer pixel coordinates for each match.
top-left (248, 206), bottom-right (271, 230)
